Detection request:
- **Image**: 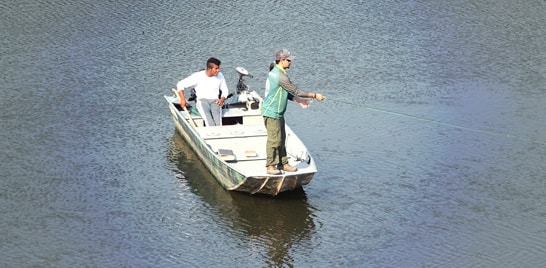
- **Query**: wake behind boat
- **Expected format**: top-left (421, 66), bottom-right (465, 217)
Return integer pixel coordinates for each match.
top-left (165, 67), bottom-right (317, 196)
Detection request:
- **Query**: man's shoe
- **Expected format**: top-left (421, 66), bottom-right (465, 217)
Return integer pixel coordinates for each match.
top-left (281, 164), bottom-right (298, 172)
top-left (266, 165), bottom-right (281, 175)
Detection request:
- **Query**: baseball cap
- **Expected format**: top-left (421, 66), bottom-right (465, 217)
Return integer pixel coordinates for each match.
top-left (275, 49), bottom-right (295, 61)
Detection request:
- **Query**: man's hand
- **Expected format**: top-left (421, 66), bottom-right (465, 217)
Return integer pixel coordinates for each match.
top-left (295, 97), bottom-right (309, 109)
top-left (179, 98), bottom-right (187, 108)
top-left (216, 97), bottom-right (226, 107)
top-left (177, 89), bottom-right (188, 107)
top-left (315, 93), bottom-right (326, 101)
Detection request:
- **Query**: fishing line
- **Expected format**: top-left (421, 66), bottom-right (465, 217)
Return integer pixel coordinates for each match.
top-left (327, 98), bottom-right (546, 146)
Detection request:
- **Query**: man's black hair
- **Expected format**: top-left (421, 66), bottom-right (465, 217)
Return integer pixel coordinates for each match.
top-left (207, 57), bottom-right (221, 69)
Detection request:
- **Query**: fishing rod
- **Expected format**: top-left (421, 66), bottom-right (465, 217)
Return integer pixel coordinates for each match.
top-left (327, 97), bottom-right (546, 146)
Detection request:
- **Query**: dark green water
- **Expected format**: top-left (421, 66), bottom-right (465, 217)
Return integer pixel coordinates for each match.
top-left (1, 1), bottom-right (545, 267)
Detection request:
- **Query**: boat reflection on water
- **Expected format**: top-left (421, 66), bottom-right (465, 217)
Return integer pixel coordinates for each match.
top-left (167, 132), bottom-right (317, 266)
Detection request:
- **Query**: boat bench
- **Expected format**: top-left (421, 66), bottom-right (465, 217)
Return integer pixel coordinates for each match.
top-left (181, 105), bottom-right (263, 127)
top-left (196, 125), bottom-right (267, 140)
top-left (196, 125), bottom-right (268, 162)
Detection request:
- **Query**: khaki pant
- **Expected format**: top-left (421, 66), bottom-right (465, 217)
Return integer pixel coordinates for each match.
top-left (263, 116), bottom-right (288, 167)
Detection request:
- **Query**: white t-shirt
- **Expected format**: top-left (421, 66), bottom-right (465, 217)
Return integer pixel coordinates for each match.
top-left (177, 70), bottom-right (229, 100)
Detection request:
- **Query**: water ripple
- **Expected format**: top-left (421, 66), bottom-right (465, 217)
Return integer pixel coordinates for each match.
top-left (2, 0), bottom-right (545, 267)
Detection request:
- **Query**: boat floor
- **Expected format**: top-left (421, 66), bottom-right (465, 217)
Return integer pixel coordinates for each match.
top-left (196, 124), bottom-right (313, 176)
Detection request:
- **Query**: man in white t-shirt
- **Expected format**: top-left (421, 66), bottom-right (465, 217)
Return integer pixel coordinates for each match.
top-left (176, 58), bottom-right (229, 126)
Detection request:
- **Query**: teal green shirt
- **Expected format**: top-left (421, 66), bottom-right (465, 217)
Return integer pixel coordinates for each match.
top-left (261, 65), bottom-right (310, 119)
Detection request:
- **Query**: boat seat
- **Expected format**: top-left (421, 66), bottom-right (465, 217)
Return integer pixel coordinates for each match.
top-left (197, 125), bottom-right (267, 140)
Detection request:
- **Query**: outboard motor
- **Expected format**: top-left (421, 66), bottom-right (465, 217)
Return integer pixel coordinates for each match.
top-left (227, 67), bottom-right (263, 110)
top-left (236, 67), bottom-right (253, 93)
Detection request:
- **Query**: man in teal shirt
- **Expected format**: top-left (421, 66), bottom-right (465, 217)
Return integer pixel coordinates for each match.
top-left (261, 49), bottom-right (327, 175)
